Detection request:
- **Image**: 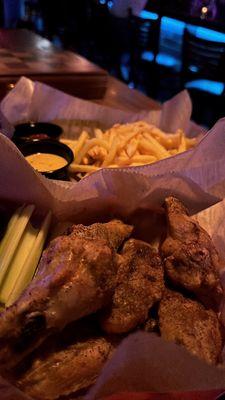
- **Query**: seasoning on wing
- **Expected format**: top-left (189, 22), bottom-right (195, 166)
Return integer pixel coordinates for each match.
top-left (0, 220), bottom-right (132, 372)
top-left (16, 317), bottom-right (115, 400)
top-left (17, 337), bottom-right (113, 400)
top-left (66, 219), bottom-right (133, 250)
top-left (161, 196), bottom-right (223, 309)
top-left (159, 290), bottom-right (223, 365)
top-left (101, 239), bottom-right (164, 334)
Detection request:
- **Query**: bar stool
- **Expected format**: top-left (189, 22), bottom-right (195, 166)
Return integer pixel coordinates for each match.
top-left (128, 11), bottom-right (161, 96)
top-left (181, 27), bottom-right (225, 126)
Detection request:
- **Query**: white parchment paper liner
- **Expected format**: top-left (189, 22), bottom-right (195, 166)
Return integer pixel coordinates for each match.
top-left (0, 78), bottom-right (225, 398)
top-left (0, 77), bottom-right (224, 218)
top-left (0, 76), bottom-right (205, 137)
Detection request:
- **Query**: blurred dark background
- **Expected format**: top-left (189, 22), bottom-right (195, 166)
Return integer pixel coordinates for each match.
top-left (1, 0), bottom-right (225, 128)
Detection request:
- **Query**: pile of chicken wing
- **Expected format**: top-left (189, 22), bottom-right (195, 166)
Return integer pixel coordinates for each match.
top-left (0, 196), bottom-right (223, 400)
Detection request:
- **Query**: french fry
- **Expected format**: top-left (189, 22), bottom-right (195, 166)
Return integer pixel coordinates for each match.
top-left (169, 149), bottom-right (178, 156)
top-left (129, 162), bottom-right (147, 166)
top-left (76, 138), bottom-right (110, 164)
top-left (102, 137), bottom-right (118, 167)
top-left (148, 126), bottom-right (166, 138)
top-left (185, 137), bottom-right (197, 149)
top-left (118, 149), bottom-right (128, 158)
top-left (74, 130), bottom-right (89, 159)
top-left (116, 156), bottom-right (131, 166)
top-left (82, 156), bottom-right (90, 165)
top-left (106, 164), bottom-right (119, 168)
top-left (118, 129), bottom-right (139, 151)
top-left (126, 139), bottom-right (139, 158)
top-left (68, 120), bottom-right (198, 178)
top-left (94, 128), bottom-right (103, 139)
top-left (139, 138), bottom-right (170, 159)
top-left (69, 164), bottom-right (100, 173)
top-left (88, 146), bottom-right (107, 162)
top-left (108, 130), bottom-right (117, 147)
top-left (178, 130), bottom-right (187, 153)
top-left (149, 132), bottom-right (180, 150)
top-left (131, 155), bottom-right (157, 164)
top-left (116, 155), bottom-right (157, 166)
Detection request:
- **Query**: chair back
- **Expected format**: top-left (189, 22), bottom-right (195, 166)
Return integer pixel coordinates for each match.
top-left (129, 13), bottom-right (160, 58)
top-left (181, 27), bottom-right (225, 82)
top-left (127, 12), bottom-right (160, 95)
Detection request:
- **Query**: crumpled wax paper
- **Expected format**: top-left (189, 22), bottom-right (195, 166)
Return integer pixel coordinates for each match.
top-left (0, 78), bottom-right (225, 399)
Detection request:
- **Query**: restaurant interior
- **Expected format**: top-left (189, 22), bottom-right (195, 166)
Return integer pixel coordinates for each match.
top-left (1, 0), bottom-right (225, 128)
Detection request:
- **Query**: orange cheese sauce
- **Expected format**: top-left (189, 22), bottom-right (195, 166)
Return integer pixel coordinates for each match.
top-left (26, 153), bottom-right (67, 172)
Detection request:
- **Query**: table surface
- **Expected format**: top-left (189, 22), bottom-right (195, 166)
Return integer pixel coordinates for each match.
top-left (0, 29), bottom-right (105, 76)
top-left (97, 77), bottom-right (161, 112)
top-left (0, 29), bottom-right (160, 112)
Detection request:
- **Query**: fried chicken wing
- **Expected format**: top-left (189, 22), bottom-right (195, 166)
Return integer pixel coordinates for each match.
top-left (16, 335), bottom-right (114, 400)
top-left (101, 239), bottom-right (164, 334)
top-left (0, 219), bottom-right (132, 372)
top-left (66, 219), bottom-right (133, 250)
top-left (161, 196), bottom-right (223, 309)
top-left (36, 219), bottom-right (133, 276)
top-left (12, 316), bottom-right (117, 400)
top-left (159, 290), bottom-right (223, 364)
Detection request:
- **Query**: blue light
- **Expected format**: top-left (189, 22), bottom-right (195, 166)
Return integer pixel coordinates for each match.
top-left (107, 1), bottom-right (113, 9)
top-left (156, 53), bottom-right (179, 68)
top-left (139, 10), bottom-right (158, 21)
top-left (161, 17), bottom-right (185, 35)
top-left (128, 82), bottom-right (135, 89)
top-left (99, 0), bottom-right (106, 4)
top-left (141, 51), bottom-right (154, 62)
top-left (185, 79), bottom-right (225, 95)
top-left (187, 25), bottom-right (225, 43)
top-left (189, 65), bottom-right (199, 73)
top-left (120, 64), bottom-right (130, 81)
top-left (161, 18), bottom-right (225, 43)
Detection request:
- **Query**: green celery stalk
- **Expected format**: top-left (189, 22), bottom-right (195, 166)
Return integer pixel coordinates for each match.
top-left (6, 211), bottom-right (51, 307)
top-left (0, 222), bottom-right (38, 304)
top-left (0, 205), bottom-right (24, 258)
top-left (0, 205), bottom-right (35, 286)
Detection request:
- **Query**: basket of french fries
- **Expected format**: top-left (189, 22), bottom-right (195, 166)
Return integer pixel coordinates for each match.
top-left (59, 121), bottom-right (197, 179)
top-left (0, 77), bottom-right (205, 183)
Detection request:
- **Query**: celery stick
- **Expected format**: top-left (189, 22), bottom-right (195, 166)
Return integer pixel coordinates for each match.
top-left (6, 211), bottom-right (51, 307)
top-left (0, 205), bottom-right (35, 286)
top-left (0, 222), bottom-right (38, 304)
top-left (0, 205), bottom-right (24, 258)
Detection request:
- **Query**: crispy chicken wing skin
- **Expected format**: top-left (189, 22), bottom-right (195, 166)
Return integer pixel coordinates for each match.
top-left (101, 239), bottom-right (164, 334)
top-left (16, 336), bottom-right (114, 400)
top-left (159, 290), bottom-right (223, 365)
top-left (0, 235), bottom-right (118, 372)
top-left (161, 197), bottom-right (223, 309)
top-left (12, 316), bottom-right (117, 400)
top-left (66, 220), bottom-right (133, 250)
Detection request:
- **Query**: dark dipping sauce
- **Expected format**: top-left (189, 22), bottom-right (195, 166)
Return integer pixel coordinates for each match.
top-left (28, 134), bottom-right (49, 140)
top-left (13, 122), bottom-right (63, 146)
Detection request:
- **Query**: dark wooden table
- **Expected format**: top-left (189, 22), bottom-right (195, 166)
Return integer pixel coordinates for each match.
top-left (0, 29), bottom-right (108, 100)
top-left (97, 76), bottom-right (160, 112)
top-left (0, 29), bottom-right (160, 112)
